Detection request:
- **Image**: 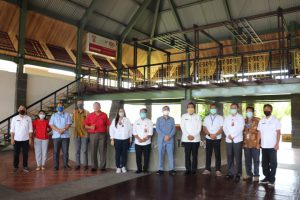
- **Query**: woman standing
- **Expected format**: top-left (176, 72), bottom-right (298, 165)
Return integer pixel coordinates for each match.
top-left (33, 110), bottom-right (50, 170)
top-left (109, 108), bottom-right (132, 173)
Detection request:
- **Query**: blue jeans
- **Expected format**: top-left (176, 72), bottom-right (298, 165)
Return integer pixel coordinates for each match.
top-left (244, 147), bottom-right (260, 177)
top-left (158, 141), bottom-right (174, 171)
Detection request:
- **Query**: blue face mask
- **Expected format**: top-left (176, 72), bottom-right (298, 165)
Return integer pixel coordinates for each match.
top-left (246, 111), bottom-right (253, 118)
top-left (210, 108), bottom-right (217, 115)
top-left (57, 106), bottom-right (64, 113)
top-left (230, 109), bottom-right (237, 115)
top-left (140, 112), bottom-right (147, 119)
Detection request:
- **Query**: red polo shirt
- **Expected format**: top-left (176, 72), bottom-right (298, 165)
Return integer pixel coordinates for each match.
top-left (84, 111), bottom-right (110, 133)
top-left (33, 119), bottom-right (50, 140)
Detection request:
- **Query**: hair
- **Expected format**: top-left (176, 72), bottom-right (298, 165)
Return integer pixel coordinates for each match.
top-left (263, 104), bottom-right (273, 110)
top-left (140, 108), bottom-right (147, 113)
top-left (210, 103), bottom-right (217, 108)
top-left (93, 102), bottom-right (101, 107)
top-left (187, 102), bottom-right (196, 109)
top-left (246, 106), bottom-right (255, 112)
top-left (231, 103), bottom-right (239, 108)
top-left (115, 108), bottom-right (126, 128)
top-left (57, 101), bottom-right (64, 106)
top-left (39, 110), bottom-right (46, 114)
top-left (19, 105), bottom-right (26, 110)
top-left (162, 106), bottom-right (170, 111)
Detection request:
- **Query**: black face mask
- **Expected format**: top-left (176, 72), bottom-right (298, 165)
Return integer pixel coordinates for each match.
top-left (264, 111), bottom-right (271, 116)
top-left (19, 110), bottom-right (26, 115)
top-left (77, 104), bottom-right (84, 109)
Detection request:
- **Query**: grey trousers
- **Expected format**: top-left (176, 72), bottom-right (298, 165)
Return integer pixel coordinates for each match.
top-left (53, 138), bottom-right (70, 168)
top-left (89, 133), bottom-right (107, 169)
top-left (34, 138), bottom-right (49, 166)
top-left (74, 137), bottom-right (89, 166)
top-left (226, 142), bottom-right (242, 177)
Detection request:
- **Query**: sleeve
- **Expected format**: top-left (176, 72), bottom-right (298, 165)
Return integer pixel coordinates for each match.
top-left (109, 119), bottom-right (116, 139)
top-left (276, 119), bottom-right (281, 130)
top-left (192, 116), bottom-right (201, 136)
top-left (33, 120), bottom-right (36, 131)
top-left (219, 117), bottom-right (224, 128)
top-left (28, 117), bottom-right (33, 132)
top-left (148, 120), bottom-right (153, 136)
top-left (127, 118), bottom-right (133, 137)
top-left (203, 116), bottom-right (208, 127)
top-left (223, 117), bottom-right (229, 136)
top-left (133, 121), bottom-right (138, 136)
top-left (49, 115), bottom-right (54, 126)
top-left (155, 118), bottom-right (162, 135)
top-left (83, 114), bottom-right (90, 126)
top-left (10, 117), bottom-right (15, 133)
top-left (170, 118), bottom-right (176, 137)
top-left (180, 115), bottom-right (188, 136)
top-left (66, 113), bottom-right (72, 125)
top-left (105, 114), bottom-right (111, 126)
top-left (72, 111), bottom-right (75, 122)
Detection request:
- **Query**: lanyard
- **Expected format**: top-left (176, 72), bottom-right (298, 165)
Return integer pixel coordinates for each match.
top-left (210, 114), bottom-right (217, 126)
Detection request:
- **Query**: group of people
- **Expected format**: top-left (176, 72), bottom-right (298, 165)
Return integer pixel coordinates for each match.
top-left (10, 100), bottom-right (281, 187)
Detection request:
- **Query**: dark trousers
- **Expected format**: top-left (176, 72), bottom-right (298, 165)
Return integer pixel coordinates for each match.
top-left (244, 148), bottom-right (260, 177)
top-left (205, 139), bottom-right (221, 171)
top-left (53, 138), bottom-right (70, 168)
top-left (183, 142), bottom-right (200, 172)
top-left (13, 140), bottom-right (29, 168)
top-left (115, 139), bottom-right (129, 168)
top-left (226, 142), bottom-right (242, 177)
top-left (262, 148), bottom-right (277, 182)
top-left (135, 144), bottom-right (151, 171)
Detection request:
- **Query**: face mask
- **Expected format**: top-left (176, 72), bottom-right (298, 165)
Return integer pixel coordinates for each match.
top-left (77, 104), bottom-right (84, 109)
top-left (187, 108), bottom-right (195, 114)
top-left (230, 109), bottom-right (237, 115)
top-left (163, 110), bottom-right (170, 116)
top-left (19, 110), bottom-right (25, 115)
top-left (39, 114), bottom-right (45, 119)
top-left (246, 112), bottom-right (253, 118)
top-left (140, 112), bottom-right (147, 119)
top-left (119, 112), bottom-right (125, 117)
top-left (57, 106), bottom-right (64, 113)
top-left (210, 108), bottom-right (217, 115)
top-left (264, 111), bottom-right (271, 116)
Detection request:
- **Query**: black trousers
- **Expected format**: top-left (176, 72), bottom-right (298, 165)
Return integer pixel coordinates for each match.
top-left (183, 142), bottom-right (200, 172)
top-left (13, 140), bottom-right (29, 168)
top-left (205, 139), bottom-right (221, 171)
top-left (262, 148), bottom-right (277, 182)
top-left (114, 139), bottom-right (129, 168)
top-left (135, 144), bottom-right (151, 171)
top-left (53, 138), bottom-right (70, 168)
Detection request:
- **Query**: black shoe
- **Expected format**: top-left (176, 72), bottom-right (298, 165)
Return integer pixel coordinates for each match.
top-left (156, 170), bottom-right (164, 175)
top-left (54, 167), bottom-right (59, 171)
top-left (184, 171), bottom-right (191, 176)
top-left (84, 166), bottom-right (89, 171)
top-left (225, 175), bottom-right (234, 180)
top-left (91, 168), bottom-right (97, 172)
top-left (75, 166), bottom-right (80, 171)
top-left (260, 178), bottom-right (269, 184)
top-left (191, 171), bottom-right (197, 175)
top-left (143, 170), bottom-right (149, 174)
top-left (135, 170), bottom-right (142, 174)
top-left (100, 168), bottom-right (106, 171)
top-left (13, 168), bottom-right (18, 172)
top-left (169, 170), bottom-right (176, 176)
top-left (234, 176), bottom-right (240, 182)
top-left (64, 165), bottom-right (72, 170)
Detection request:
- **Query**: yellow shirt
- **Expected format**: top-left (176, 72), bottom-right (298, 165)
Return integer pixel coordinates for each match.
top-left (73, 109), bottom-right (89, 138)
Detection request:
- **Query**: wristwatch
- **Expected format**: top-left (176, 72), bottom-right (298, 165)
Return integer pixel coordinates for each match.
top-left (208, 134), bottom-right (211, 137)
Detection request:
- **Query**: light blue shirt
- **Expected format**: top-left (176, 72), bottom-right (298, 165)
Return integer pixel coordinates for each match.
top-left (156, 116), bottom-right (176, 144)
top-left (49, 112), bottom-right (72, 139)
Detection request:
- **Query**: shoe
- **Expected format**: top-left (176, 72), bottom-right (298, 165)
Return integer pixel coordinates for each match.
top-left (91, 168), bottom-right (97, 172)
top-left (268, 181), bottom-right (275, 187)
top-left (13, 168), bottom-right (18, 172)
top-left (216, 171), bottom-right (222, 177)
top-left (121, 167), bottom-right (127, 173)
top-left (225, 175), bottom-right (234, 180)
top-left (75, 166), bottom-right (80, 171)
top-left (100, 168), bottom-right (106, 171)
top-left (143, 170), bottom-right (149, 174)
top-left (84, 166), bottom-right (89, 171)
top-left (253, 176), bottom-right (259, 182)
top-left (64, 165), bottom-right (72, 170)
top-left (191, 171), bottom-right (197, 175)
top-left (23, 167), bottom-right (30, 173)
top-left (169, 170), bottom-right (176, 176)
top-left (202, 170), bottom-right (211, 175)
top-left (135, 170), bottom-right (142, 174)
top-left (156, 170), bottom-right (164, 176)
top-left (243, 175), bottom-right (252, 181)
top-left (116, 168), bottom-right (122, 173)
top-left (54, 167), bottom-right (59, 171)
top-left (234, 176), bottom-right (240, 182)
top-left (41, 166), bottom-right (46, 170)
top-left (36, 167), bottom-right (41, 171)
top-left (184, 171), bottom-right (191, 176)
top-left (260, 178), bottom-right (269, 184)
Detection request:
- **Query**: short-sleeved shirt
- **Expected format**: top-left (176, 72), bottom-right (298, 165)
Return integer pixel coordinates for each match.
top-left (33, 119), bottom-right (50, 140)
top-left (258, 115), bottom-right (281, 148)
top-left (84, 111), bottom-right (110, 134)
top-left (73, 109), bottom-right (89, 138)
top-left (49, 112), bottom-right (72, 139)
top-left (10, 115), bottom-right (33, 141)
top-left (243, 117), bottom-right (260, 148)
top-left (203, 114), bottom-right (224, 140)
top-left (133, 118), bottom-right (153, 145)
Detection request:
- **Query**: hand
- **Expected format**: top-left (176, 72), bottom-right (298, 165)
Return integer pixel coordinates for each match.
top-left (228, 135), bottom-right (234, 140)
top-left (256, 144), bottom-right (260, 150)
top-left (137, 137), bottom-right (143, 143)
top-left (187, 135), bottom-right (194, 141)
top-left (90, 125), bottom-right (95, 130)
top-left (210, 134), bottom-right (216, 140)
top-left (110, 139), bottom-right (114, 146)
top-left (164, 135), bottom-right (171, 142)
top-left (274, 143), bottom-right (279, 150)
top-left (11, 139), bottom-right (15, 145)
top-left (29, 138), bottom-right (33, 145)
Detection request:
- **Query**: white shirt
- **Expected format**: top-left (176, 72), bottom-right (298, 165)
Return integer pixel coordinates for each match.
top-left (204, 114), bottom-right (224, 140)
top-left (258, 115), bottom-right (281, 148)
top-left (133, 118), bottom-right (153, 145)
top-left (109, 117), bottom-right (132, 140)
top-left (10, 115), bottom-right (33, 141)
top-left (223, 113), bottom-right (245, 143)
top-left (180, 113), bottom-right (202, 143)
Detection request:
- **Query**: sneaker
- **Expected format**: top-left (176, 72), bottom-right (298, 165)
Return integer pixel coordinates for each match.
top-left (121, 167), bottom-right (127, 173)
top-left (243, 175), bottom-right (252, 181)
top-left (216, 171), bottom-right (222, 177)
top-left (253, 176), bottom-right (259, 182)
top-left (156, 170), bottom-right (164, 175)
top-left (225, 175), bottom-right (234, 180)
top-left (116, 168), bottom-right (122, 173)
top-left (36, 167), bottom-right (41, 171)
top-left (169, 170), bottom-right (176, 176)
top-left (202, 170), bottom-right (211, 175)
top-left (41, 166), bottom-right (46, 170)
top-left (268, 181), bottom-right (275, 187)
top-left (260, 178), bottom-right (269, 184)
top-left (23, 167), bottom-right (30, 173)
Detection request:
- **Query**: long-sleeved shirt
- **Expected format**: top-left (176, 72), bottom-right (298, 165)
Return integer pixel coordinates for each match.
top-left (133, 118), bottom-right (153, 146)
top-left (180, 113), bottom-right (202, 143)
top-left (223, 113), bottom-right (245, 143)
top-left (49, 112), bottom-right (72, 139)
top-left (156, 116), bottom-right (176, 144)
top-left (109, 117), bottom-right (132, 140)
top-left (10, 115), bottom-right (33, 141)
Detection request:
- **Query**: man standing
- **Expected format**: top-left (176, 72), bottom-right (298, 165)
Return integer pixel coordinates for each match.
top-left (133, 108), bottom-right (153, 174)
top-left (49, 102), bottom-right (72, 171)
top-left (202, 103), bottom-right (224, 177)
top-left (156, 106), bottom-right (176, 176)
top-left (84, 102), bottom-right (110, 172)
top-left (258, 104), bottom-right (281, 187)
top-left (10, 105), bottom-right (33, 173)
top-left (180, 102), bottom-right (202, 176)
top-left (223, 103), bottom-right (245, 182)
top-left (73, 100), bottom-right (89, 171)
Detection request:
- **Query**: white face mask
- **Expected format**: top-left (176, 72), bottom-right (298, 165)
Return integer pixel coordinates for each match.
top-left (119, 112), bottom-right (125, 117)
top-left (39, 114), bottom-right (45, 119)
top-left (163, 110), bottom-right (170, 116)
